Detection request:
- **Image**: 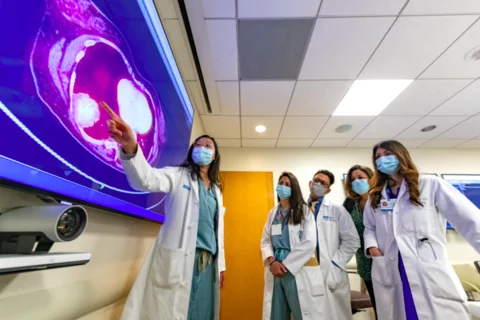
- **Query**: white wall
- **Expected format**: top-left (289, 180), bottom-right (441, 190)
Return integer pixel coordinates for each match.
top-left (190, 112), bottom-right (205, 144)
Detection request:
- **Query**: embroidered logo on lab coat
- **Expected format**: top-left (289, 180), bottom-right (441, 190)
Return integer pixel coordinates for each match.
top-left (183, 184), bottom-right (191, 191)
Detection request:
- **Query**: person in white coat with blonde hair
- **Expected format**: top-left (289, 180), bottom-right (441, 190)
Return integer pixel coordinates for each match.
top-left (364, 140), bottom-right (480, 320)
top-left (261, 172), bottom-right (325, 320)
top-left (308, 169), bottom-right (360, 320)
top-left (102, 102), bottom-right (226, 320)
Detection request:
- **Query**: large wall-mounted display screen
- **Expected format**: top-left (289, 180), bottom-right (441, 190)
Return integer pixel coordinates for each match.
top-left (441, 175), bottom-right (480, 208)
top-left (442, 174), bottom-right (480, 230)
top-left (0, 0), bottom-right (194, 222)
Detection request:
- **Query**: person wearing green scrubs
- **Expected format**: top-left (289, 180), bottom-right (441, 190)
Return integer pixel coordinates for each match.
top-left (262, 172), bottom-right (317, 320)
top-left (270, 205), bottom-right (303, 320)
top-left (187, 175), bottom-right (219, 320)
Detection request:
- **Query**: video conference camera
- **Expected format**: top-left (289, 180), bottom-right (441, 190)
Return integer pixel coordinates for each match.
top-left (0, 205), bottom-right (90, 274)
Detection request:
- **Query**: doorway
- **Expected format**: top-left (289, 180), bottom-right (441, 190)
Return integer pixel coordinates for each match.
top-left (219, 171), bottom-right (274, 320)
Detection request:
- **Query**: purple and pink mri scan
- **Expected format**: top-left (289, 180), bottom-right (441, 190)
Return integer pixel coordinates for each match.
top-left (0, 0), bottom-right (193, 221)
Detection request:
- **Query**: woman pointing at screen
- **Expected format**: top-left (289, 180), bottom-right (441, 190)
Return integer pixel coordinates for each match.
top-left (102, 102), bottom-right (226, 320)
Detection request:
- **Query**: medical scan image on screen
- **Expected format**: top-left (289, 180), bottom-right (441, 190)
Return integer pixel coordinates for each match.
top-left (0, 0), bottom-right (193, 221)
top-left (442, 175), bottom-right (480, 208)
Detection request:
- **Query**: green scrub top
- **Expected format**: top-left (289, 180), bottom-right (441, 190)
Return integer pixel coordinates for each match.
top-left (271, 207), bottom-right (291, 262)
top-left (196, 180), bottom-right (218, 255)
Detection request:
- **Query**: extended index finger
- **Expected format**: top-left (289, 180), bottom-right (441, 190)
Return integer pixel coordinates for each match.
top-left (100, 101), bottom-right (119, 120)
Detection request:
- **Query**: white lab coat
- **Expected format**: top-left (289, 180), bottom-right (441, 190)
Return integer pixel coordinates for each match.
top-left (315, 197), bottom-right (360, 320)
top-left (364, 175), bottom-right (480, 320)
top-left (261, 204), bottom-right (325, 320)
top-left (118, 147), bottom-right (226, 320)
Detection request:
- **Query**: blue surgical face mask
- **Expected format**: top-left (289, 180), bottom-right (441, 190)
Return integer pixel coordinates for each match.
top-left (351, 179), bottom-right (370, 195)
top-left (276, 185), bottom-right (291, 200)
top-left (192, 147), bottom-right (214, 166)
top-left (376, 155), bottom-right (399, 175)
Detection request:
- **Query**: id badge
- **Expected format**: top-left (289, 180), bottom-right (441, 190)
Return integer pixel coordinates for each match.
top-left (380, 199), bottom-right (396, 212)
top-left (271, 224), bottom-right (282, 236)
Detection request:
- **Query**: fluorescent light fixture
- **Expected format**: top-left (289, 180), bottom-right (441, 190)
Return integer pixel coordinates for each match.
top-left (255, 125), bottom-right (267, 133)
top-left (332, 80), bottom-right (413, 116)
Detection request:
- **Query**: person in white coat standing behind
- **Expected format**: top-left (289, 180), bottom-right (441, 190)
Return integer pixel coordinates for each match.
top-left (308, 169), bottom-right (360, 320)
top-left (364, 140), bottom-right (480, 320)
top-left (102, 102), bottom-right (226, 320)
top-left (261, 172), bottom-right (325, 320)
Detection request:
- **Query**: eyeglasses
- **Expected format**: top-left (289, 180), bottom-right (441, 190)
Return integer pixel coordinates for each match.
top-left (313, 178), bottom-right (330, 188)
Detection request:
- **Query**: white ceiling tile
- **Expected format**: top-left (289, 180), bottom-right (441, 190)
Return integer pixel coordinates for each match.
top-left (163, 20), bottom-right (196, 81)
top-left (431, 80), bottom-right (480, 115)
top-left (241, 81), bottom-right (295, 116)
top-left (360, 16), bottom-right (477, 79)
top-left (277, 139), bottom-right (315, 148)
top-left (396, 116), bottom-right (468, 139)
top-left (215, 139), bottom-right (242, 148)
top-left (403, 0), bottom-right (480, 15)
top-left (455, 140), bottom-right (480, 148)
top-left (238, 0), bottom-right (321, 18)
top-left (356, 116), bottom-right (422, 139)
top-left (299, 18), bottom-right (394, 80)
top-left (288, 81), bottom-right (353, 116)
top-left (202, 0), bottom-right (236, 18)
top-left (319, 0), bottom-right (406, 16)
top-left (397, 140), bottom-right (429, 148)
top-left (241, 116), bottom-right (284, 139)
top-left (317, 116), bottom-right (374, 139)
top-left (200, 115), bottom-right (241, 139)
top-left (382, 80), bottom-right (472, 115)
top-left (205, 20), bottom-right (238, 80)
top-left (419, 140), bottom-right (466, 149)
top-left (421, 19), bottom-right (480, 79)
top-left (216, 81), bottom-right (239, 115)
top-left (154, 0), bottom-right (177, 19)
top-left (279, 116), bottom-right (329, 139)
top-left (436, 116), bottom-right (480, 139)
top-left (242, 139), bottom-right (277, 148)
top-left (186, 81), bottom-right (207, 114)
top-left (349, 139), bottom-right (428, 148)
top-left (347, 139), bottom-right (382, 148)
top-left (311, 139), bottom-right (352, 148)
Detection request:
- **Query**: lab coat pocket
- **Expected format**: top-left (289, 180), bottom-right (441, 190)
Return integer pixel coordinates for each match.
top-left (420, 259), bottom-right (467, 302)
top-left (151, 244), bottom-right (185, 289)
top-left (326, 263), bottom-right (345, 291)
top-left (371, 256), bottom-right (394, 288)
top-left (300, 266), bottom-right (325, 297)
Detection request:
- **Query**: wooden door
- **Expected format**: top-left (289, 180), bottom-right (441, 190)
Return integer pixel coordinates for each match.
top-left (219, 171), bottom-right (274, 320)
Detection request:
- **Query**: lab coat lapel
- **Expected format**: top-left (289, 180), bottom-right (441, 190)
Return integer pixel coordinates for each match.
top-left (397, 179), bottom-right (408, 201)
top-left (191, 176), bottom-right (199, 202)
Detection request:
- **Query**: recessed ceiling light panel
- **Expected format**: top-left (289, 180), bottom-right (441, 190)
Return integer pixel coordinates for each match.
top-left (332, 79), bottom-right (414, 116)
top-left (255, 125), bottom-right (267, 133)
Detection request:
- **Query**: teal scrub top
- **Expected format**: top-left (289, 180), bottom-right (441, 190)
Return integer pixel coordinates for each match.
top-left (196, 180), bottom-right (218, 255)
top-left (271, 207), bottom-right (291, 262)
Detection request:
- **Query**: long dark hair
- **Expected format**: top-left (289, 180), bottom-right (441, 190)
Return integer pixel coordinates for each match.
top-left (277, 172), bottom-right (306, 225)
top-left (370, 140), bottom-right (422, 209)
top-left (180, 135), bottom-right (222, 191)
